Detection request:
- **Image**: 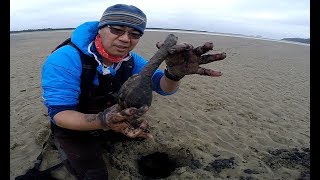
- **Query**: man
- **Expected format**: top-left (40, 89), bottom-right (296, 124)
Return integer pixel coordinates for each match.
top-left (41, 3), bottom-right (226, 180)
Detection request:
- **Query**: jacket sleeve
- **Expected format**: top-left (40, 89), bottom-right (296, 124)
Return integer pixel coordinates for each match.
top-left (131, 52), bottom-right (177, 96)
top-left (41, 46), bottom-right (83, 122)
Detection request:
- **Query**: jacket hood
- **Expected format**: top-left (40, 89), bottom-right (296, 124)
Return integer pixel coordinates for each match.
top-left (71, 21), bottom-right (99, 56)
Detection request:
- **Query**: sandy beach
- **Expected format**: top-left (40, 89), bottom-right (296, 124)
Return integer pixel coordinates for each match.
top-left (10, 30), bottom-right (310, 179)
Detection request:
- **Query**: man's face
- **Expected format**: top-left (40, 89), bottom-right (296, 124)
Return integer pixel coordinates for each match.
top-left (98, 25), bottom-right (141, 57)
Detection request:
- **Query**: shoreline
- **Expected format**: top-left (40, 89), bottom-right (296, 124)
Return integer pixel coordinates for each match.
top-left (10, 28), bottom-right (309, 46)
top-left (146, 29), bottom-right (310, 46)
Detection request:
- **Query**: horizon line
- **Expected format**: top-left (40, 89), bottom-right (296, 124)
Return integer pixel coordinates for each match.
top-left (10, 27), bottom-right (310, 45)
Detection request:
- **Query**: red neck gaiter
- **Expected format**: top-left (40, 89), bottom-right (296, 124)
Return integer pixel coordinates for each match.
top-left (94, 34), bottom-right (125, 63)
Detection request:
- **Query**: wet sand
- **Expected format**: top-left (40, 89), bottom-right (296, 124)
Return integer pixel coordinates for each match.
top-left (10, 30), bottom-right (310, 179)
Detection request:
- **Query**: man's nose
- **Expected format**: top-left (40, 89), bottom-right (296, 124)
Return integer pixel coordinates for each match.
top-left (118, 32), bottom-right (131, 42)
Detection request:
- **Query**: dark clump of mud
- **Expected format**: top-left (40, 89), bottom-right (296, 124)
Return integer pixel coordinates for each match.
top-left (243, 169), bottom-right (259, 174)
top-left (239, 176), bottom-right (259, 180)
top-left (204, 157), bottom-right (235, 173)
top-left (190, 159), bottom-right (203, 169)
top-left (239, 169), bottom-right (260, 180)
top-left (262, 147), bottom-right (310, 180)
top-left (265, 148), bottom-right (310, 168)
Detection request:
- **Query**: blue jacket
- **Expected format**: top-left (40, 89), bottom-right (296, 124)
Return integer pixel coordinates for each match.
top-left (41, 21), bottom-right (175, 123)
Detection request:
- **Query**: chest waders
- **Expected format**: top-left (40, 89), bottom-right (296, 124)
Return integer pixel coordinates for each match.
top-left (15, 38), bottom-right (134, 179)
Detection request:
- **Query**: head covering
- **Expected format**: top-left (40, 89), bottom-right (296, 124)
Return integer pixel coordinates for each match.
top-left (98, 4), bottom-right (147, 34)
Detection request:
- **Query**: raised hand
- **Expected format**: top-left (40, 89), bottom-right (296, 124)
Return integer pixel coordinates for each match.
top-left (97, 104), bottom-right (152, 139)
top-left (156, 41), bottom-right (227, 81)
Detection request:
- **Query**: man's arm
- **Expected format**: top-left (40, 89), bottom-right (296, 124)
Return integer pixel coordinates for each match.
top-left (54, 110), bottom-right (102, 131)
top-left (131, 52), bottom-right (180, 95)
top-left (53, 104), bottom-right (152, 139)
top-left (159, 75), bottom-right (180, 94)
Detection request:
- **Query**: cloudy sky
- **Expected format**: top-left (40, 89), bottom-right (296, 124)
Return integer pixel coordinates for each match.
top-left (10, 0), bottom-right (310, 40)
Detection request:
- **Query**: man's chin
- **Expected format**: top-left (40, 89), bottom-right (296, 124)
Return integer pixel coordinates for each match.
top-left (115, 52), bottom-right (129, 57)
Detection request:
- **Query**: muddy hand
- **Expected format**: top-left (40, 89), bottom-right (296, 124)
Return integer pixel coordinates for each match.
top-left (122, 118), bottom-right (153, 139)
top-left (156, 41), bottom-right (227, 81)
top-left (98, 104), bottom-right (149, 135)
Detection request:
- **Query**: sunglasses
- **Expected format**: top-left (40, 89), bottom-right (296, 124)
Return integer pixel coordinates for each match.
top-left (107, 25), bottom-right (142, 39)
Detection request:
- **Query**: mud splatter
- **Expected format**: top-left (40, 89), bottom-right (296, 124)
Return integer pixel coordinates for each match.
top-left (204, 157), bottom-right (235, 173)
top-left (262, 147), bottom-right (310, 180)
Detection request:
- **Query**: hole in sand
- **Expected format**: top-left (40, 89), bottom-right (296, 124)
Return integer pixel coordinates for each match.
top-left (137, 152), bottom-right (178, 179)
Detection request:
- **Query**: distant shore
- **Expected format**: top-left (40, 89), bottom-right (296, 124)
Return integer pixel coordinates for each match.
top-left (10, 27), bottom-right (309, 45)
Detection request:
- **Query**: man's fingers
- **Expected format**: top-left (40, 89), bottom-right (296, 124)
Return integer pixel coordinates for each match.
top-left (120, 105), bottom-right (148, 116)
top-left (169, 43), bottom-right (193, 54)
top-left (111, 122), bottom-right (129, 132)
top-left (137, 132), bottom-right (153, 139)
top-left (137, 119), bottom-right (153, 139)
top-left (122, 126), bottom-right (153, 139)
top-left (196, 67), bottom-right (222, 77)
top-left (138, 119), bottom-right (149, 130)
top-left (157, 41), bottom-right (193, 52)
top-left (109, 106), bottom-right (149, 125)
top-left (199, 52), bottom-right (226, 65)
top-left (119, 107), bottom-right (138, 116)
top-left (122, 120), bottom-right (151, 138)
top-left (156, 42), bottom-right (164, 49)
top-left (137, 105), bottom-right (149, 116)
top-left (193, 42), bottom-right (214, 55)
top-left (109, 104), bottom-right (121, 112)
top-left (132, 106), bottom-right (148, 119)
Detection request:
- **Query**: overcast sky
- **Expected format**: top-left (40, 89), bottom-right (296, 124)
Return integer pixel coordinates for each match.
top-left (10, 0), bottom-right (310, 40)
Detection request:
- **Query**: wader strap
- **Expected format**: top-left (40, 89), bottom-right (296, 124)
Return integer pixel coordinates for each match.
top-left (14, 134), bottom-right (63, 180)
